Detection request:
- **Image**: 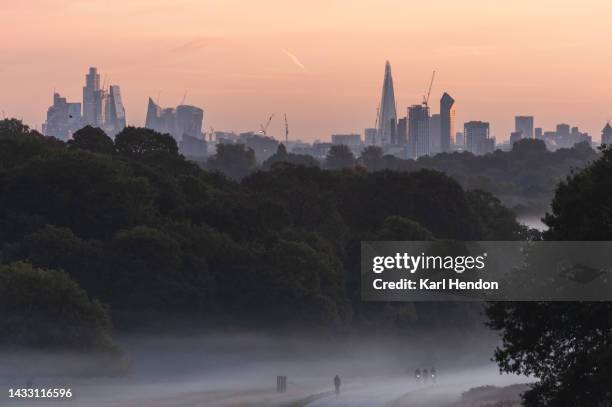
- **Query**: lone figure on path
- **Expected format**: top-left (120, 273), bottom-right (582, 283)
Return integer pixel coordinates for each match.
top-left (334, 375), bottom-right (341, 395)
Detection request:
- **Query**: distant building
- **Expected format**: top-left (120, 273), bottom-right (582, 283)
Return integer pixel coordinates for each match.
top-left (440, 92), bottom-right (455, 153)
top-left (238, 132), bottom-right (279, 162)
top-left (377, 61), bottom-right (397, 145)
top-left (104, 85), bottom-right (126, 136)
top-left (331, 133), bottom-right (361, 147)
top-left (602, 123), bottom-right (612, 146)
top-left (510, 131), bottom-right (523, 146)
top-left (396, 117), bottom-right (407, 146)
top-left (145, 98), bottom-right (204, 142)
top-left (82, 67), bottom-right (107, 127)
top-left (364, 128), bottom-right (377, 146)
top-left (455, 131), bottom-right (465, 147)
top-left (535, 127), bottom-right (543, 140)
top-left (464, 121), bottom-right (494, 155)
top-left (179, 134), bottom-right (207, 158)
top-left (429, 114), bottom-right (441, 155)
top-left (408, 104), bottom-right (429, 158)
top-left (177, 105), bottom-right (204, 139)
top-left (515, 116), bottom-right (534, 139)
top-left (43, 92), bottom-right (82, 140)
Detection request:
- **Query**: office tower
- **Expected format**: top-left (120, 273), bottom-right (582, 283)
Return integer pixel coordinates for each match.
top-left (408, 104), bottom-right (430, 158)
top-left (455, 131), bottom-right (465, 146)
top-left (377, 61), bottom-right (397, 145)
top-left (43, 92), bottom-right (82, 140)
top-left (510, 131), bottom-right (523, 146)
top-left (440, 92), bottom-right (455, 153)
top-left (429, 114), bottom-right (441, 155)
top-left (464, 121), bottom-right (494, 155)
top-left (82, 67), bottom-right (106, 126)
top-left (364, 128), bottom-right (377, 146)
top-left (105, 85), bottom-right (126, 136)
top-left (176, 105), bottom-right (204, 139)
top-left (515, 116), bottom-right (534, 139)
top-left (535, 127), bottom-right (543, 140)
top-left (146, 98), bottom-right (162, 130)
top-left (145, 97), bottom-right (204, 142)
top-left (602, 123), bottom-right (612, 145)
top-left (396, 117), bottom-right (407, 146)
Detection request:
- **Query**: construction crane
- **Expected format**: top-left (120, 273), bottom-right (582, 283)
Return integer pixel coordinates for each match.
top-left (180, 91), bottom-right (187, 105)
top-left (260, 113), bottom-right (275, 137)
top-left (284, 114), bottom-right (289, 144)
top-left (422, 70), bottom-right (436, 107)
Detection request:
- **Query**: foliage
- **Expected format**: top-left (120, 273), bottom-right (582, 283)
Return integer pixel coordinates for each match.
top-left (325, 145), bottom-right (356, 169)
top-left (207, 143), bottom-right (257, 181)
top-left (68, 126), bottom-right (115, 154)
top-left (0, 262), bottom-right (116, 351)
top-left (115, 126), bottom-right (178, 157)
top-left (0, 119), bottom-right (526, 340)
top-left (486, 147), bottom-right (612, 406)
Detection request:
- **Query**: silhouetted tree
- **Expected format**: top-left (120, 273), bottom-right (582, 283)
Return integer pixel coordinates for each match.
top-left (0, 261), bottom-right (116, 351)
top-left (207, 143), bottom-right (257, 180)
top-left (325, 145), bottom-right (355, 169)
top-left (487, 148), bottom-right (612, 406)
top-left (0, 118), bottom-right (32, 138)
top-left (359, 146), bottom-right (384, 171)
top-left (263, 143), bottom-right (319, 169)
top-left (115, 126), bottom-right (178, 156)
top-left (68, 126), bottom-right (115, 154)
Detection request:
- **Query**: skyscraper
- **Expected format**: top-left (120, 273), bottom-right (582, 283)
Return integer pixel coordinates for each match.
top-left (176, 105), bottom-right (204, 139)
top-left (105, 85), bottom-right (126, 136)
top-left (429, 113), bottom-right (441, 155)
top-left (145, 98), bottom-right (204, 141)
top-left (515, 116), bottom-right (534, 139)
top-left (43, 92), bottom-right (82, 140)
top-left (440, 92), bottom-right (455, 153)
top-left (602, 123), bottom-right (612, 145)
top-left (465, 121), bottom-right (494, 155)
top-left (408, 104), bottom-right (429, 158)
top-left (396, 117), bottom-right (407, 146)
top-left (82, 67), bottom-right (105, 126)
top-left (377, 61), bottom-right (397, 146)
top-left (364, 128), bottom-right (377, 146)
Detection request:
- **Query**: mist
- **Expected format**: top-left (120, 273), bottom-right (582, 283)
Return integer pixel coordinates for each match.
top-left (2, 329), bottom-right (531, 407)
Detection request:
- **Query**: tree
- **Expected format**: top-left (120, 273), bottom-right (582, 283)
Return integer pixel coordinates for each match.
top-left (207, 143), bottom-right (257, 180)
top-left (325, 144), bottom-right (355, 170)
top-left (263, 144), bottom-right (319, 169)
top-left (0, 118), bottom-right (32, 138)
top-left (0, 262), bottom-right (116, 351)
top-left (359, 146), bottom-right (384, 171)
top-left (374, 216), bottom-right (433, 240)
top-left (487, 148), bottom-right (612, 406)
top-left (68, 126), bottom-right (115, 154)
top-left (543, 146), bottom-right (612, 240)
top-left (115, 126), bottom-right (178, 156)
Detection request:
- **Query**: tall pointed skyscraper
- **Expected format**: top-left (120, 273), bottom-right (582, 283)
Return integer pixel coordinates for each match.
top-left (377, 61), bottom-right (397, 145)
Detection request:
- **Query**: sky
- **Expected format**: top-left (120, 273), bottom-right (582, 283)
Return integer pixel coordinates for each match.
top-left (2, 0), bottom-right (612, 142)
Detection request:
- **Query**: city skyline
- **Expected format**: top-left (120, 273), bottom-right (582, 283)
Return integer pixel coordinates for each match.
top-left (2, 0), bottom-right (612, 140)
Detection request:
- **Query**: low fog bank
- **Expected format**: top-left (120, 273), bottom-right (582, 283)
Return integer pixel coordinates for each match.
top-left (1, 329), bottom-right (532, 406)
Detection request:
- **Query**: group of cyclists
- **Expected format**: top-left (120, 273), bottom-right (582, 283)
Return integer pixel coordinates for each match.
top-left (331, 367), bottom-right (437, 397)
top-left (414, 367), bottom-right (437, 384)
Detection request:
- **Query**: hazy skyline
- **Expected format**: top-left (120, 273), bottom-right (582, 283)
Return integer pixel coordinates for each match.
top-left (2, 0), bottom-right (612, 141)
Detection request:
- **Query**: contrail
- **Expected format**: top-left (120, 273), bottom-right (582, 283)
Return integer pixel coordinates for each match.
top-left (281, 48), bottom-right (307, 72)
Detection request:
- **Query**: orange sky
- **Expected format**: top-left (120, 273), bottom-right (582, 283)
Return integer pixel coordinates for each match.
top-left (2, 0), bottom-right (612, 142)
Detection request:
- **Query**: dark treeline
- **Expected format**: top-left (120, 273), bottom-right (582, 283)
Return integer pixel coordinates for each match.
top-left (0, 120), bottom-right (526, 351)
top-left (211, 139), bottom-right (597, 215)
